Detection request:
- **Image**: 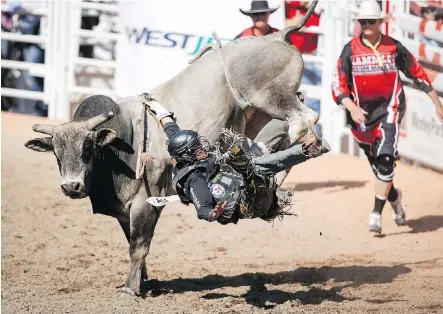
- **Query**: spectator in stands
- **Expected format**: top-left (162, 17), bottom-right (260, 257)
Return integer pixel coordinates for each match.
top-left (4, 1), bottom-right (48, 116)
top-left (16, 11), bottom-right (47, 116)
top-left (422, 4), bottom-right (438, 20)
top-left (1, 7), bottom-right (16, 111)
top-left (331, 0), bottom-right (443, 234)
top-left (235, 1), bottom-right (280, 39)
top-left (79, 1), bottom-right (104, 59)
top-left (408, 2), bottom-right (443, 47)
top-left (420, 4), bottom-right (443, 48)
top-left (1, 11), bottom-right (12, 59)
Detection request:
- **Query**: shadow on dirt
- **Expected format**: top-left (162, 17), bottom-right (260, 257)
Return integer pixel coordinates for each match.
top-left (143, 264), bottom-right (411, 308)
top-left (285, 180), bottom-right (369, 193)
top-left (404, 215), bottom-right (443, 233)
top-left (387, 215), bottom-right (443, 236)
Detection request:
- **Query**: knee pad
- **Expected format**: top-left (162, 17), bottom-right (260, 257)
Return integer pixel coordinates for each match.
top-left (376, 155), bottom-right (395, 182)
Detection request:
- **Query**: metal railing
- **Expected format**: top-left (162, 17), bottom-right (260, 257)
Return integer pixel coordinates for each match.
top-left (0, 0), bottom-right (120, 120)
top-left (1, 1), bottom-right (52, 106)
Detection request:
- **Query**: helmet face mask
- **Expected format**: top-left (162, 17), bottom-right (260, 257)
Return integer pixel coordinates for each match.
top-left (193, 145), bottom-right (208, 160)
top-left (168, 130), bottom-right (208, 164)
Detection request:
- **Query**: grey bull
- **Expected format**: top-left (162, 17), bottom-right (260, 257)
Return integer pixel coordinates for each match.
top-left (24, 1), bottom-right (319, 296)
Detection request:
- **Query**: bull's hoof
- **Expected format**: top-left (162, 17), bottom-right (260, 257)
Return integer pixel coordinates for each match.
top-left (119, 286), bottom-right (139, 297)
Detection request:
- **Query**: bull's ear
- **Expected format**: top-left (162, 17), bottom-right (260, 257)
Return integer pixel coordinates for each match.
top-left (95, 128), bottom-right (116, 147)
top-left (24, 137), bottom-right (54, 152)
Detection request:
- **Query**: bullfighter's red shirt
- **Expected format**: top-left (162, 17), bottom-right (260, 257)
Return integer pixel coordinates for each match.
top-left (332, 34), bottom-right (433, 129)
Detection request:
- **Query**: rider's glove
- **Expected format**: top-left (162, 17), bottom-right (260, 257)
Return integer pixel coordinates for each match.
top-left (145, 97), bottom-right (174, 120)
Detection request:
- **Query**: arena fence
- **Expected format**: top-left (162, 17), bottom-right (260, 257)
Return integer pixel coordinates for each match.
top-left (1, 0), bottom-right (442, 170)
top-left (1, 0), bottom-right (119, 119)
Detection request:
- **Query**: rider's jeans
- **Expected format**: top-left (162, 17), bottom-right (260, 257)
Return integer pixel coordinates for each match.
top-left (244, 117), bottom-right (309, 176)
top-left (252, 144), bottom-right (308, 176)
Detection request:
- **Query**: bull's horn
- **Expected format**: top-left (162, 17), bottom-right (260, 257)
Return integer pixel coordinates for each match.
top-left (32, 124), bottom-right (55, 136)
top-left (85, 111), bottom-right (114, 130)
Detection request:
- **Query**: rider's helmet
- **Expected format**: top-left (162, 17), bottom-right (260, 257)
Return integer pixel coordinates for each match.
top-left (168, 130), bottom-right (202, 162)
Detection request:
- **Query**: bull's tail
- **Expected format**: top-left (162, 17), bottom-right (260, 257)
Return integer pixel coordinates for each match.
top-left (275, 0), bottom-right (319, 44)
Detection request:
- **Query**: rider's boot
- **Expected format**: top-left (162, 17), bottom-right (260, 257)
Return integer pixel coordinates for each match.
top-left (300, 120), bottom-right (331, 158)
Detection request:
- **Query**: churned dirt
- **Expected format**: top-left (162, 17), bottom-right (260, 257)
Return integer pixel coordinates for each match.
top-left (2, 112), bottom-right (443, 314)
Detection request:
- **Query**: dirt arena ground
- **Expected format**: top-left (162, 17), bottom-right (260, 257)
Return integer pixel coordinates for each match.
top-left (2, 112), bottom-right (443, 314)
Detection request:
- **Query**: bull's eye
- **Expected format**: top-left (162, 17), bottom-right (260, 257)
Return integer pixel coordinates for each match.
top-left (81, 140), bottom-right (93, 162)
top-left (54, 152), bottom-right (62, 169)
top-left (81, 149), bottom-right (92, 162)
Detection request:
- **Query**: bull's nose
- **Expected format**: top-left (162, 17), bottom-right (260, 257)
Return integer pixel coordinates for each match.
top-left (61, 181), bottom-right (84, 195)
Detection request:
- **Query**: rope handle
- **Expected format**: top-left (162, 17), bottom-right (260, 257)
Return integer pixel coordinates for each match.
top-left (135, 94), bottom-right (171, 179)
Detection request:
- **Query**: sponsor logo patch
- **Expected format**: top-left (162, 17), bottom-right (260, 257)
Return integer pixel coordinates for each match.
top-left (351, 53), bottom-right (397, 75)
top-left (210, 184), bottom-right (226, 198)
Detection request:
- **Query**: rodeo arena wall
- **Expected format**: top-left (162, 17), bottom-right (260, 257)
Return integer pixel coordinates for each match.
top-left (1, 0), bottom-right (443, 171)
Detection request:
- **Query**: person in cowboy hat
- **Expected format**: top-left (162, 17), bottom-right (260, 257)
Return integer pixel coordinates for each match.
top-left (331, 0), bottom-right (443, 234)
top-left (234, 1), bottom-right (280, 39)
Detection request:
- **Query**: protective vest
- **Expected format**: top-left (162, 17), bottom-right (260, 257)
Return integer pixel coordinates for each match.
top-left (208, 142), bottom-right (276, 224)
top-left (172, 160), bottom-right (217, 205)
top-left (172, 135), bottom-right (277, 224)
top-left (207, 164), bottom-right (247, 224)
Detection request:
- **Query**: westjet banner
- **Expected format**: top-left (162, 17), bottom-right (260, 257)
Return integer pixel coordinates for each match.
top-left (115, 0), bottom-right (284, 96)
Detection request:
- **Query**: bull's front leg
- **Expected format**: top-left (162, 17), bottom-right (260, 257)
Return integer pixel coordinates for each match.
top-left (120, 191), bottom-right (162, 296)
top-left (118, 220), bottom-right (148, 282)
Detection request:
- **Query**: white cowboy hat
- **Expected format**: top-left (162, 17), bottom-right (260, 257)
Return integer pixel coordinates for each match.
top-left (352, 0), bottom-right (392, 22)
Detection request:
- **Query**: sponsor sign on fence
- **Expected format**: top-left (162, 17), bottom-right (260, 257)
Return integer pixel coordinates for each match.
top-left (398, 87), bottom-right (443, 171)
top-left (115, 0), bottom-right (284, 96)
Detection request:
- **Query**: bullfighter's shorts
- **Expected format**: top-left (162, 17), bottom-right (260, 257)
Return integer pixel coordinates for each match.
top-left (351, 122), bottom-right (400, 158)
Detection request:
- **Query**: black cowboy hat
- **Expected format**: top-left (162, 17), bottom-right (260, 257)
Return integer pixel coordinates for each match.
top-left (239, 1), bottom-right (280, 15)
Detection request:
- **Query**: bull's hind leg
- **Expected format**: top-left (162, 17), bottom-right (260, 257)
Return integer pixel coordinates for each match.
top-left (247, 93), bottom-right (318, 147)
top-left (253, 93), bottom-right (319, 186)
top-left (249, 93), bottom-right (319, 186)
top-left (286, 92), bottom-right (319, 144)
top-left (248, 113), bottom-right (291, 153)
top-left (274, 93), bottom-right (319, 186)
top-left (121, 192), bottom-right (162, 296)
